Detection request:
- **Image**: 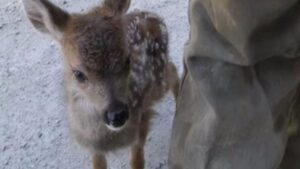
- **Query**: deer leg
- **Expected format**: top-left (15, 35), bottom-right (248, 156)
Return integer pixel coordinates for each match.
top-left (172, 75), bottom-right (180, 100)
top-left (130, 110), bottom-right (153, 169)
top-left (168, 62), bottom-right (180, 99)
top-left (92, 154), bottom-right (107, 169)
top-left (130, 144), bottom-right (145, 169)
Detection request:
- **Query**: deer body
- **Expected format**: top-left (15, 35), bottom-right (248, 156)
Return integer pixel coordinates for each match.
top-left (23, 0), bottom-right (179, 169)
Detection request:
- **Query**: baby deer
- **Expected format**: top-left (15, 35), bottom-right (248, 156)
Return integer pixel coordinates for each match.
top-left (23, 0), bottom-right (179, 168)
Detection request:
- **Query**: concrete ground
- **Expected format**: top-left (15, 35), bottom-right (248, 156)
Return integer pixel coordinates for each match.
top-left (0, 0), bottom-right (188, 169)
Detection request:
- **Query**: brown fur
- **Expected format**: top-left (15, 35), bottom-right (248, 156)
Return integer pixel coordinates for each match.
top-left (23, 0), bottom-right (179, 169)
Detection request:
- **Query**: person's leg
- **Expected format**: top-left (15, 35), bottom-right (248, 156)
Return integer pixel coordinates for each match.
top-left (168, 0), bottom-right (300, 169)
top-left (280, 86), bottom-right (300, 169)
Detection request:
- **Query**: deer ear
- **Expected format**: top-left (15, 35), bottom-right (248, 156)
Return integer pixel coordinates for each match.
top-left (103, 0), bottom-right (131, 14)
top-left (23, 0), bottom-right (70, 40)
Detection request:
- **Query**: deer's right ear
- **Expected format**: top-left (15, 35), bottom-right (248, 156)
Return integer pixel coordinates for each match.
top-left (103, 0), bottom-right (131, 14)
top-left (23, 0), bottom-right (70, 40)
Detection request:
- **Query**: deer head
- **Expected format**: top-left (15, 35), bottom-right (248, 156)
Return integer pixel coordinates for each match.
top-left (23, 0), bottom-right (137, 130)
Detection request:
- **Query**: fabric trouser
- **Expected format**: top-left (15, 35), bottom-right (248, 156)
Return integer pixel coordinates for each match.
top-left (168, 0), bottom-right (300, 169)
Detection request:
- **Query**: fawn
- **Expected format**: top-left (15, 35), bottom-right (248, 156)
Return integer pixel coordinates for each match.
top-left (23, 0), bottom-right (179, 168)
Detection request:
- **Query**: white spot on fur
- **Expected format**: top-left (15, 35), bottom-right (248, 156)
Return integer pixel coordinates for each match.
top-left (160, 23), bottom-right (167, 35)
top-left (132, 99), bottom-right (138, 107)
top-left (135, 16), bottom-right (140, 24)
top-left (155, 43), bottom-right (159, 50)
top-left (129, 38), bottom-right (134, 43)
top-left (136, 33), bottom-right (141, 41)
top-left (140, 52), bottom-right (147, 64)
top-left (133, 44), bottom-right (139, 51)
top-left (138, 65), bottom-right (143, 71)
top-left (134, 42), bottom-right (148, 65)
top-left (159, 73), bottom-right (163, 78)
top-left (145, 13), bottom-right (159, 19)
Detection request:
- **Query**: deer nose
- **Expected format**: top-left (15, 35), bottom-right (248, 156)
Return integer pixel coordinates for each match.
top-left (104, 104), bottom-right (129, 128)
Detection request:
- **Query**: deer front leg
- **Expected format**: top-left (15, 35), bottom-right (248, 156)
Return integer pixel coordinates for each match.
top-left (167, 62), bottom-right (180, 100)
top-left (93, 154), bottom-right (107, 169)
top-left (131, 144), bottom-right (145, 169)
top-left (130, 110), bottom-right (153, 169)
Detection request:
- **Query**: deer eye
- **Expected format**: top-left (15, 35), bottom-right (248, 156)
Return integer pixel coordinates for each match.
top-left (73, 70), bottom-right (87, 83)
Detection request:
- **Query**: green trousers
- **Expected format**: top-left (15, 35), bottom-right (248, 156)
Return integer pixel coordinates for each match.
top-left (168, 0), bottom-right (300, 169)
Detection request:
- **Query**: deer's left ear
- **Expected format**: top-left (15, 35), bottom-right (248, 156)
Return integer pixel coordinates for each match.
top-left (103, 0), bottom-right (131, 14)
